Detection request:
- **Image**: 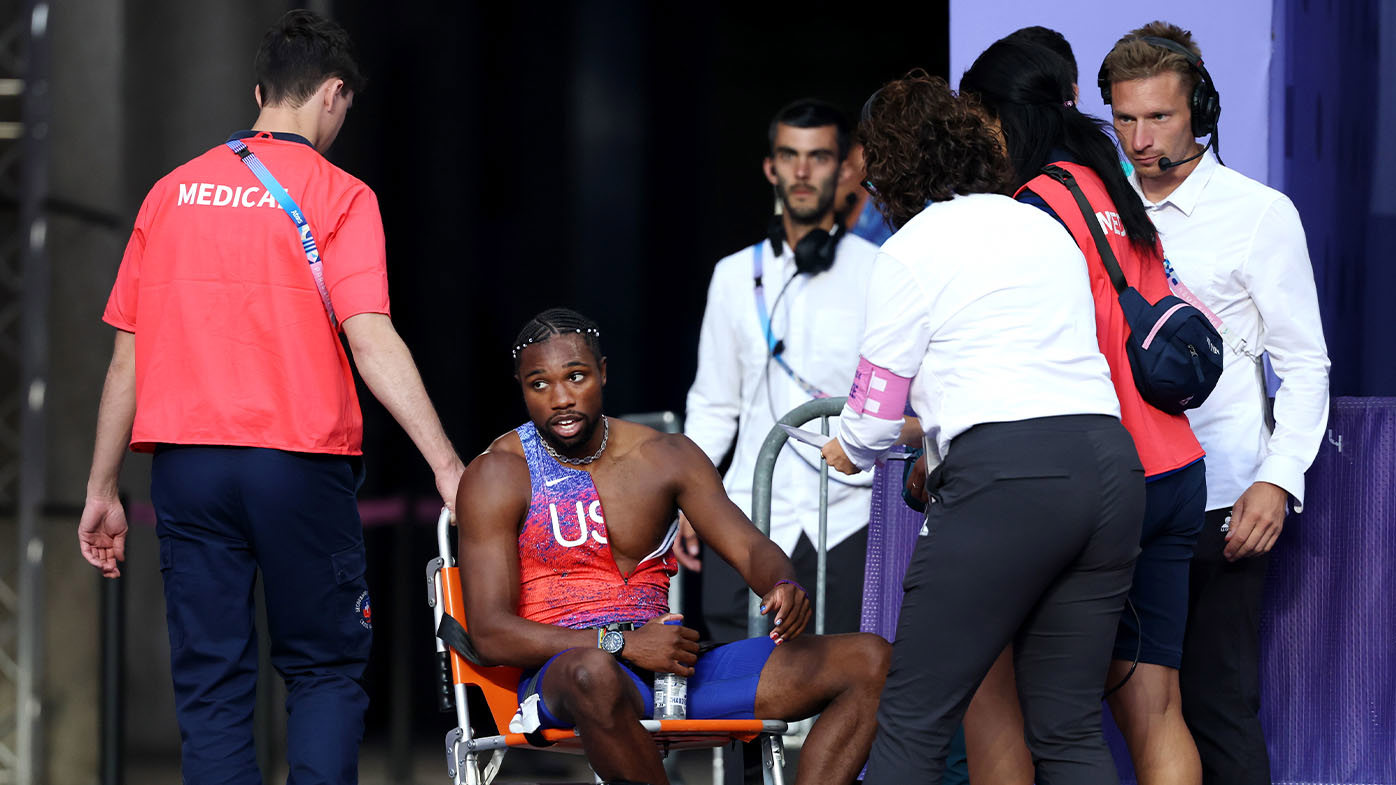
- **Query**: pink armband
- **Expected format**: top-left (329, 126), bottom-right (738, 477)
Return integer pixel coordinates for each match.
top-left (847, 356), bottom-right (911, 420)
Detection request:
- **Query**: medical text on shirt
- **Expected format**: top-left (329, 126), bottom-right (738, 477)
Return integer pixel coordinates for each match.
top-left (177, 182), bottom-right (281, 209)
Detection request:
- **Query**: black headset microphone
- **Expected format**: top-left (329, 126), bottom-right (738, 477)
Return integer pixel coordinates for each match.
top-left (1158, 137), bottom-right (1213, 171)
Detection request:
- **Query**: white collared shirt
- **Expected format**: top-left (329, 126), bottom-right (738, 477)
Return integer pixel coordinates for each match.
top-left (1131, 152), bottom-right (1330, 511)
top-left (836, 193), bottom-right (1120, 469)
top-left (685, 232), bottom-right (880, 554)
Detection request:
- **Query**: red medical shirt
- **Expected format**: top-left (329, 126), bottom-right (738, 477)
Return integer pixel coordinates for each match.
top-left (104, 132), bottom-right (390, 455)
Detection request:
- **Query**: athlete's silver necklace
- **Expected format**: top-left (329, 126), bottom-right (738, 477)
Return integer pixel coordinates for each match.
top-left (544, 416), bottom-right (609, 466)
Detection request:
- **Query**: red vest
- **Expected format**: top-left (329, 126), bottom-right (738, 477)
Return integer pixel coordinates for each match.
top-left (1019, 162), bottom-right (1204, 477)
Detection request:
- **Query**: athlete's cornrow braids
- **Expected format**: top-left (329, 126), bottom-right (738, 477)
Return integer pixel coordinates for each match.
top-left (511, 307), bottom-right (604, 370)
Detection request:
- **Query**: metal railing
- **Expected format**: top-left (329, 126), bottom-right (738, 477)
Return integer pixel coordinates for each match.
top-left (746, 396), bottom-right (846, 639)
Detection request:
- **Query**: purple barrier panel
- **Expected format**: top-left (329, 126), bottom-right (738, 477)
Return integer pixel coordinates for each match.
top-left (1260, 396), bottom-right (1396, 785)
top-left (861, 448), bottom-right (922, 641)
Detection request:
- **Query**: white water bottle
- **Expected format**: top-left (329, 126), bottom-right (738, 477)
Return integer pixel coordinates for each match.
top-left (653, 617), bottom-right (688, 719)
top-left (653, 672), bottom-right (688, 720)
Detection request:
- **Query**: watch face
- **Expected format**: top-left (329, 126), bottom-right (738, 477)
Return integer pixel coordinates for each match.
top-left (601, 630), bottom-right (625, 655)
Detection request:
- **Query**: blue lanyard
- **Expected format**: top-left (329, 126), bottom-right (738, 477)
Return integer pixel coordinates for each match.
top-left (225, 139), bottom-right (339, 330)
top-left (752, 242), bottom-right (829, 399)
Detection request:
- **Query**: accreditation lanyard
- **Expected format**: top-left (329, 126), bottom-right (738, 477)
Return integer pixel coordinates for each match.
top-left (752, 242), bottom-right (829, 400)
top-left (225, 139), bottom-right (339, 330)
top-left (1161, 256), bottom-right (1258, 363)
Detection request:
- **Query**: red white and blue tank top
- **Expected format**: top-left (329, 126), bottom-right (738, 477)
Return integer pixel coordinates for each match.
top-left (514, 422), bottom-right (678, 629)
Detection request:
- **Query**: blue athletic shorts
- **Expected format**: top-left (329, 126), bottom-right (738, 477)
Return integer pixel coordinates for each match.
top-left (517, 637), bottom-right (777, 730)
top-left (1114, 458), bottom-right (1206, 668)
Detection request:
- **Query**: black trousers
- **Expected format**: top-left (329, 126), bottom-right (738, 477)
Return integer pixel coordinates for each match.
top-left (700, 524), bottom-right (869, 641)
top-left (1179, 507), bottom-right (1272, 785)
top-left (864, 415), bottom-right (1144, 785)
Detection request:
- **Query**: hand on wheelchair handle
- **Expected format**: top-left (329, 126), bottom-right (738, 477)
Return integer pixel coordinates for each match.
top-left (624, 613), bottom-right (700, 676)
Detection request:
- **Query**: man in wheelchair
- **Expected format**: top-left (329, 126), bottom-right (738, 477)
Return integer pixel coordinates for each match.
top-left (454, 308), bottom-right (890, 785)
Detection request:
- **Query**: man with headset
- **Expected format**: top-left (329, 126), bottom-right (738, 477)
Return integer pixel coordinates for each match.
top-left (680, 99), bottom-right (881, 644)
top-left (1101, 22), bottom-right (1330, 785)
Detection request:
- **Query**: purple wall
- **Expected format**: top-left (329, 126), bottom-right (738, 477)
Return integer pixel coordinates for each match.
top-left (1278, 0), bottom-right (1393, 397)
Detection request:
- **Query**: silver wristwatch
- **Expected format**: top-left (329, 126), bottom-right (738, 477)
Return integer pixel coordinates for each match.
top-left (599, 629), bottom-right (625, 657)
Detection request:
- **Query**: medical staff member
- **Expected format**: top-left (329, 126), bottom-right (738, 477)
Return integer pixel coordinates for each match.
top-left (822, 71), bottom-right (1144, 784)
top-left (953, 36), bottom-right (1209, 785)
top-left (77, 11), bottom-right (464, 783)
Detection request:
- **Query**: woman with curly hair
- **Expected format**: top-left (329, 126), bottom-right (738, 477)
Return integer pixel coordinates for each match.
top-left (820, 70), bottom-right (1145, 784)
top-left (956, 38), bottom-right (1206, 785)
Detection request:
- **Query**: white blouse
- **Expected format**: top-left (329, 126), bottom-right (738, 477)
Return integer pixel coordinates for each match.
top-left (837, 193), bottom-right (1121, 469)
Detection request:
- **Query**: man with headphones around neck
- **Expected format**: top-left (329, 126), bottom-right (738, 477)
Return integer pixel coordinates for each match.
top-left (1102, 22), bottom-right (1330, 785)
top-left (681, 99), bottom-right (882, 651)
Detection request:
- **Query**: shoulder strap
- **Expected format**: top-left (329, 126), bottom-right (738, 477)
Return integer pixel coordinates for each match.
top-left (225, 139), bottom-right (339, 331)
top-left (1039, 164), bottom-right (1128, 295)
top-left (513, 422), bottom-right (549, 488)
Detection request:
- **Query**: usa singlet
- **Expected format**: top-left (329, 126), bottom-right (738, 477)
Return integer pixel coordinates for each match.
top-left (514, 422), bottom-right (678, 629)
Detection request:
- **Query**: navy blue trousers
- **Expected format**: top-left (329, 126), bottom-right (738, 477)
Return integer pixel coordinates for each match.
top-left (153, 446), bottom-right (372, 785)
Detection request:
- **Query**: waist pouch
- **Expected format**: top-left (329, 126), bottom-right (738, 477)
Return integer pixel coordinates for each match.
top-left (1117, 287), bottom-right (1223, 413)
top-left (1040, 164), bottom-right (1223, 414)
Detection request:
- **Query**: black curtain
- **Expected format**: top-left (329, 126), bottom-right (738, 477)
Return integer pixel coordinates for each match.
top-left (331, 2), bottom-right (949, 496)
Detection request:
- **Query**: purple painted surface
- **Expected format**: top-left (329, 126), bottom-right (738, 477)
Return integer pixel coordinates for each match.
top-left (860, 449), bottom-right (922, 641)
top-left (861, 398), bottom-right (1396, 784)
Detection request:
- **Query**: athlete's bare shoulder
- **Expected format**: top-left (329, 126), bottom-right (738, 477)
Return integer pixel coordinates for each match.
top-left (610, 420), bottom-right (718, 487)
top-left (456, 430), bottom-right (531, 519)
top-left (606, 417), bottom-right (666, 452)
top-left (484, 429), bottom-right (526, 458)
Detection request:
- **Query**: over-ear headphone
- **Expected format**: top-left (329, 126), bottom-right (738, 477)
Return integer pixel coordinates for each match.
top-left (766, 215), bottom-right (844, 276)
top-left (1098, 35), bottom-right (1221, 139)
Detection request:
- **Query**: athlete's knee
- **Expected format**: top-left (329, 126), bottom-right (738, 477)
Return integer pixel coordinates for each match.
top-left (827, 633), bottom-right (891, 693)
top-left (555, 649), bottom-right (634, 717)
top-left (852, 633), bottom-right (892, 687)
